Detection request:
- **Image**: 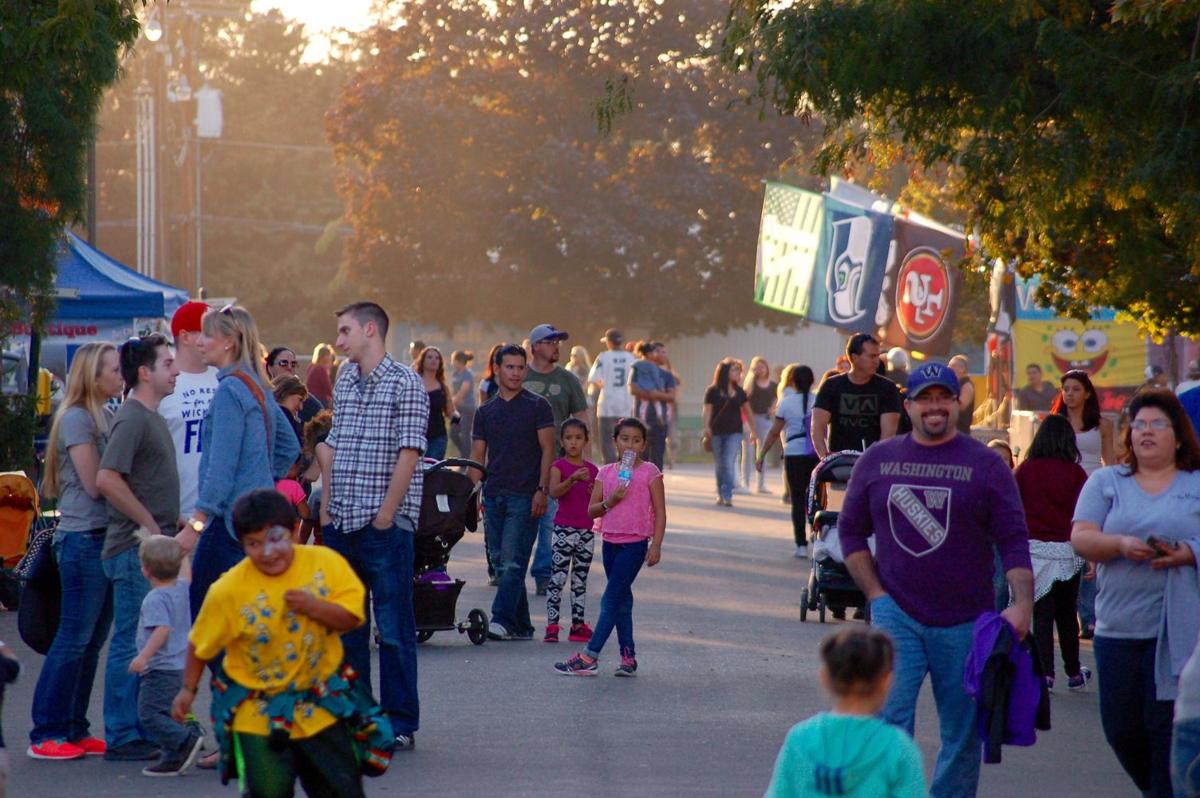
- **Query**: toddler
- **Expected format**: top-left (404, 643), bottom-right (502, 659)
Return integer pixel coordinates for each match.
top-left (764, 627), bottom-right (926, 797)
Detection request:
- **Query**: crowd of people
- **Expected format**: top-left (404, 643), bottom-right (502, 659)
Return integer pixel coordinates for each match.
top-left (14, 302), bottom-right (1200, 798)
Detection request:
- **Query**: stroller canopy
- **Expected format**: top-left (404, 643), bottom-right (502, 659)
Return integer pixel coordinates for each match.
top-left (0, 472), bottom-right (37, 568)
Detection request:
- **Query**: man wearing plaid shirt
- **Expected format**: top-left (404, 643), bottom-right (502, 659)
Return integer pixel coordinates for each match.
top-left (323, 301), bottom-right (427, 751)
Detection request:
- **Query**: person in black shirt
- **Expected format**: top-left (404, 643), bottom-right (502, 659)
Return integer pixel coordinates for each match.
top-left (703, 358), bottom-right (752, 506)
top-left (811, 334), bottom-right (901, 457)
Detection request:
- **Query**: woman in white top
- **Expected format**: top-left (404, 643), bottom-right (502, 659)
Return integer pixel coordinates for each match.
top-left (1050, 368), bottom-right (1115, 638)
top-left (757, 365), bottom-right (818, 558)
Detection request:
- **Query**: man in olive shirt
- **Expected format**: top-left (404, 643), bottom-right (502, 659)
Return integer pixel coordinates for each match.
top-left (96, 334), bottom-right (180, 761)
top-left (522, 323), bottom-right (588, 593)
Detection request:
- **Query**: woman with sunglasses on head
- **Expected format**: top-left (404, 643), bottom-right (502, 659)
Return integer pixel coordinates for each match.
top-left (266, 346), bottom-right (324, 424)
top-left (179, 306), bottom-right (300, 629)
top-left (1071, 389), bottom-right (1200, 798)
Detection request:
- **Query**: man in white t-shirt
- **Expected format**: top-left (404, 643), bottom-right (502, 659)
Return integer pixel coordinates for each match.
top-left (587, 328), bottom-right (637, 463)
top-left (157, 301), bottom-right (219, 517)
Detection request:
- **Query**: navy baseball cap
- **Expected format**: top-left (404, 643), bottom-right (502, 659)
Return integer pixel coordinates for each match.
top-left (907, 362), bottom-right (960, 398)
top-left (529, 324), bottom-right (569, 344)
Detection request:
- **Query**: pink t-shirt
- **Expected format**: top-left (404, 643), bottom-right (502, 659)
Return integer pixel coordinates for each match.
top-left (552, 458), bottom-right (599, 529)
top-left (596, 460), bottom-right (661, 543)
top-left (275, 478), bottom-right (307, 508)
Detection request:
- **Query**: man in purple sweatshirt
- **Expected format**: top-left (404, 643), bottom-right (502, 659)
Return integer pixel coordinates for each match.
top-left (838, 362), bottom-right (1033, 798)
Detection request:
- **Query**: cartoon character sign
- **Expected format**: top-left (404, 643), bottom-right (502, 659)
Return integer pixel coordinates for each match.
top-left (1013, 319), bottom-right (1142, 389)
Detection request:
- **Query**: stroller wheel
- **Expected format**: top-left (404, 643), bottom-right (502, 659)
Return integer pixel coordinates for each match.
top-left (818, 594), bottom-right (827, 624)
top-left (417, 630), bottom-right (435, 644)
top-left (466, 609), bottom-right (488, 645)
top-left (799, 588), bottom-right (809, 622)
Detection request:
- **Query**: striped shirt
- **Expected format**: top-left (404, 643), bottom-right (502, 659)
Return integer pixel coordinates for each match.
top-left (326, 354), bottom-right (428, 530)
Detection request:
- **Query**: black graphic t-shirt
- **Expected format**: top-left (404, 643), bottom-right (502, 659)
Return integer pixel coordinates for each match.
top-left (814, 374), bottom-right (901, 452)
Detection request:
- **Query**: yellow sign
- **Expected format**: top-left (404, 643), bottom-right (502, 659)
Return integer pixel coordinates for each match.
top-left (1013, 318), bottom-right (1143, 389)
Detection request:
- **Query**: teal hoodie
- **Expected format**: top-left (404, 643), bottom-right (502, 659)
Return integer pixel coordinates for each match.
top-left (764, 713), bottom-right (927, 798)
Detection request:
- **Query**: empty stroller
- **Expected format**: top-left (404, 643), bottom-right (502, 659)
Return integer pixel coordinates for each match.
top-left (413, 458), bottom-right (490, 645)
top-left (800, 451), bottom-right (872, 623)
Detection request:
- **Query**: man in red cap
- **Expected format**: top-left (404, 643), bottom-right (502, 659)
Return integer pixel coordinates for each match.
top-left (158, 301), bottom-right (219, 519)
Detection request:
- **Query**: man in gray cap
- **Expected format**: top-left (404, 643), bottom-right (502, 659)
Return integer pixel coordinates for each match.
top-left (588, 328), bottom-right (637, 464)
top-left (523, 323), bottom-right (589, 594)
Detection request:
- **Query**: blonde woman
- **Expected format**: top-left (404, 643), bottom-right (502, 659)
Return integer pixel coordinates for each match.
top-left (742, 356), bottom-right (777, 493)
top-left (306, 342), bottom-right (336, 406)
top-left (179, 305), bottom-right (299, 622)
top-left (30, 343), bottom-right (123, 760)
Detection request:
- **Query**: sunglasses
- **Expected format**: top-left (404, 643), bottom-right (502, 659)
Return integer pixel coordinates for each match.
top-left (275, 359), bottom-right (297, 368)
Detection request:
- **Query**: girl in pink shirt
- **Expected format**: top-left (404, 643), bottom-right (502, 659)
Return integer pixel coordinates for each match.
top-left (544, 419), bottom-right (600, 643)
top-left (555, 418), bottom-right (666, 677)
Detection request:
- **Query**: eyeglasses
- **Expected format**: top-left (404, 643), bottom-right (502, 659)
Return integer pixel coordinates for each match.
top-left (275, 359), bottom-right (297, 368)
top-left (1131, 418), bottom-right (1171, 431)
top-left (911, 393), bottom-right (957, 405)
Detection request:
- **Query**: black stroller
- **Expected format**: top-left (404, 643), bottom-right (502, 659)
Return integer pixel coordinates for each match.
top-left (413, 458), bottom-right (489, 645)
top-left (800, 451), bottom-right (870, 623)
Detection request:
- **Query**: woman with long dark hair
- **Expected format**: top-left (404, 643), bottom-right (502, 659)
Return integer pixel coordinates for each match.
top-left (742, 356), bottom-right (778, 494)
top-left (702, 358), bottom-right (751, 507)
top-left (757, 365), bottom-right (818, 557)
top-left (1072, 389), bottom-right (1200, 797)
top-left (1014, 414), bottom-right (1090, 691)
top-left (478, 343), bottom-right (505, 406)
top-left (413, 346), bottom-right (456, 461)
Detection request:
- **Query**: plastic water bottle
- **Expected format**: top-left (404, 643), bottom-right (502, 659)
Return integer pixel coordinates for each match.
top-left (617, 449), bottom-right (636, 486)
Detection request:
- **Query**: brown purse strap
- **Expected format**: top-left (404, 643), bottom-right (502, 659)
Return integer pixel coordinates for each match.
top-left (231, 371), bottom-right (273, 460)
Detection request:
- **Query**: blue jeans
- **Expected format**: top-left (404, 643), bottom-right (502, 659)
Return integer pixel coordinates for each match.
top-left (484, 491), bottom-right (538, 636)
top-left (30, 529), bottom-right (113, 744)
top-left (1093, 636), bottom-right (1175, 797)
top-left (425, 435), bottom-right (448, 461)
top-left (711, 432), bottom-right (742, 502)
top-left (531, 497), bottom-right (557, 583)
top-left (871, 594), bottom-right (980, 798)
top-left (325, 518), bottom-right (419, 736)
top-left (1174, 717), bottom-right (1200, 798)
top-left (1078, 573), bottom-right (1097, 630)
top-left (586, 540), bottom-right (647, 660)
top-left (189, 516), bottom-right (246, 621)
top-left (101, 546), bottom-right (151, 748)
top-left (646, 419), bottom-right (668, 470)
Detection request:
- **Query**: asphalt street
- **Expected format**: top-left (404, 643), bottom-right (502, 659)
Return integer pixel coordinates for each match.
top-left (5, 463), bottom-right (1135, 797)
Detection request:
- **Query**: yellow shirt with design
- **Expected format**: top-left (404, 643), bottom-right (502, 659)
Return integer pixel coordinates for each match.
top-left (190, 545), bottom-right (365, 738)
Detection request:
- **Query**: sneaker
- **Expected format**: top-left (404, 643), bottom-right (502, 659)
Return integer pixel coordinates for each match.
top-left (794, 545), bottom-right (808, 558)
top-left (554, 653), bottom-right (598, 676)
top-left (142, 757), bottom-right (186, 777)
top-left (756, 487), bottom-right (772, 495)
top-left (568, 622), bottom-right (593, 643)
top-left (615, 656), bottom-right (638, 677)
top-left (143, 733), bottom-right (204, 777)
top-left (543, 624), bottom-right (561, 643)
top-left (70, 736), bottom-right (107, 756)
top-left (487, 574), bottom-right (499, 587)
top-left (1068, 666), bottom-right (1093, 691)
top-left (733, 486), bottom-right (752, 495)
top-left (721, 499), bottom-right (733, 507)
top-left (104, 739), bottom-right (161, 761)
top-left (1044, 676), bottom-right (1055, 693)
top-left (487, 621), bottom-right (509, 640)
top-left (1079, 625), bottom-right (1095, 640)
top-left (394, 733), bottom-right (415, 751)
top-left (507, 629), bottom-right (534, 641)
top-left (27, 740), bottom-right (86, 761)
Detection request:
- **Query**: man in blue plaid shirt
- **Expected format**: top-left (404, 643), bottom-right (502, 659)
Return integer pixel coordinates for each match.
top-left (323, 301), bottom-right (427, 751)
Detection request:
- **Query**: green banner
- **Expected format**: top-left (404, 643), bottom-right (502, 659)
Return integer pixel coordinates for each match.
top-left (754, 181), bottom-right (823, 317)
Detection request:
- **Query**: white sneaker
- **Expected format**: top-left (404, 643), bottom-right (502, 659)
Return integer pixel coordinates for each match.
top-left (733, 486), bottom-right (752, 495)
top-left (487, 621), bottom-right (509, 640)
top-left (794, 545), bottom-right (807, 558)
top-left (757, 487), bottom-right (773, 495)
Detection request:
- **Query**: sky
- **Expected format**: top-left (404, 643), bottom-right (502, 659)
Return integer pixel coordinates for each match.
top-left (250, 0), bottom-right (377, 33)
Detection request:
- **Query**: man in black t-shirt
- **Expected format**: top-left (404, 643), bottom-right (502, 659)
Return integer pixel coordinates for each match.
top-left (811, 334), bottom-right (901, 457)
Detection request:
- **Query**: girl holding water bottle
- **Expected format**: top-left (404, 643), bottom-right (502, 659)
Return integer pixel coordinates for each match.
top-left (554, 418), bottom-right (666, 677)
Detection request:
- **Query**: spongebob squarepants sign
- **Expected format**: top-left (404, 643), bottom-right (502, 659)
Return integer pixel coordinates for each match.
top-left (1012, 277), bottom-right (1144, 411)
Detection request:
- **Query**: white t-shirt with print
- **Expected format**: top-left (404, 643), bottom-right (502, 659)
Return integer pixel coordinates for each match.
top-left (588, 350), bottom-right (637, 418)
top-left (157, 367), bottom-right (219, 516)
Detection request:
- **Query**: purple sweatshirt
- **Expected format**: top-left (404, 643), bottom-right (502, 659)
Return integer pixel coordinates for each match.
top-left (839, 433), bottom-right (1032, 627)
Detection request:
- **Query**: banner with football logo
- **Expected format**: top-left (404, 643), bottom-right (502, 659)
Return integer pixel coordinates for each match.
top-left (879, 218), bottom-right (965, 356)
top-left (754, 182), bottom-right (824, 317)
top-left (805, 196), bottom-right (895, 334)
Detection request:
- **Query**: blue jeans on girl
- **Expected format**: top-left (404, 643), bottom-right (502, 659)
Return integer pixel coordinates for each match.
top-left (30, 529), bottom-right (113, 744)
top-left (586, 540), bottom-right (648, 660)
top-left (711, 432), bottom-right (742, 503)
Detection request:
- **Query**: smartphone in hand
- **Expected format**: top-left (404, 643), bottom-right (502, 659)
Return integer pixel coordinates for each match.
top-left (1146, 536), bottom-right (1176, 557)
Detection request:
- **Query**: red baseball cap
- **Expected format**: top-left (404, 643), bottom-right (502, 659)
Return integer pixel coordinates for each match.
top-left (171, 301), bottom-right (211, 338)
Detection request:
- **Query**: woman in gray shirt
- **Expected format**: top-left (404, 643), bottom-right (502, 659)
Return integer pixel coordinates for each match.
top-left (1072, 389), bottom-right (1200, 798)
top-left (29, 342), bottom-right (124, 760)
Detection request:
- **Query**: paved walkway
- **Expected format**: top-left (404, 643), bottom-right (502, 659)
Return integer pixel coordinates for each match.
top-left (6, 464), bottom-right (1133, 796)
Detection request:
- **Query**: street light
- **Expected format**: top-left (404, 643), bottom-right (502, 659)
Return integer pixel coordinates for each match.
top-left (143, 18), bottom-right (163, 42)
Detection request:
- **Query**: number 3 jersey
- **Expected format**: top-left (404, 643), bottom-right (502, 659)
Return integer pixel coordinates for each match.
top-left (838, 433), bottom-right (1032, 627)
top-left (588, 349), bottom-right (637, 418)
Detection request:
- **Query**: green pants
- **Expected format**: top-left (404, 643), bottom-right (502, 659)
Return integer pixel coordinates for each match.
top-left (234, 722), bottom-right (365, 798)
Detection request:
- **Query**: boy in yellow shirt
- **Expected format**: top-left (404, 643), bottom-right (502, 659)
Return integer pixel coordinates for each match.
top-left (171, 489), bottom-right (389, 797)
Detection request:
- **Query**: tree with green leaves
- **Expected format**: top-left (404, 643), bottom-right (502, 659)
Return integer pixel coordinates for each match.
top-left (326, 0), bottom-right (811, 339)
top-left (722, 0), bottom-right (1200, 336)
top-left (0, 1), bottom-right (141, 469)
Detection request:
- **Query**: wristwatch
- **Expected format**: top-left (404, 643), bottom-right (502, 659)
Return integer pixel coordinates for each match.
top-left (537, 485), bottom-right (548, 495)
top-left (185, 517), bottom-right (205, 534)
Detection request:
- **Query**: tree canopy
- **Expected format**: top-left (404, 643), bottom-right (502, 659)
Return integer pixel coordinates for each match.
top-left (327, 0), bottom-right (810, 339)
top-left (722, 0), bottom-right (1200, 336)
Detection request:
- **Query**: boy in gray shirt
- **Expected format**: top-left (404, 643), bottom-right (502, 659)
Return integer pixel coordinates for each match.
top-left (129, 536), bottom-right (204, 777)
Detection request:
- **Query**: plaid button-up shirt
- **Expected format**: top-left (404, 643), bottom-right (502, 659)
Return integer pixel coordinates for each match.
top-left (326, 353), bottom-right (428, 530)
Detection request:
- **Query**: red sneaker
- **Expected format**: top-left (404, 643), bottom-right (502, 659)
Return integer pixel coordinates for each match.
top-left (27, 740), bottom-right (86, 760)
top-left (568, 622), bottom-right (593, 642)
top-left (70, 736), bottom-right (107, 756)
top-left (543, 624), bottom-right (560, 643)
